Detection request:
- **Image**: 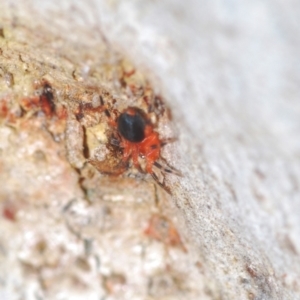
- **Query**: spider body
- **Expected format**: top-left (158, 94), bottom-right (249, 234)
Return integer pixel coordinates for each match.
top-left (75, 98), bottom-right (181, 193)
top-left (116, 107), bottom-right (161, 174)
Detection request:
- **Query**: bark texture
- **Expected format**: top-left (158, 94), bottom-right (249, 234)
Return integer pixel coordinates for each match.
top-left (0, 0), bottom-right (300, 299)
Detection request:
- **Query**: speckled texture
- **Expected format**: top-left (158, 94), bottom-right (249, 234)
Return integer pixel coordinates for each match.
top-left (0, 7), bottom-right (206, 300)
top-left (0, 0), bottom-right (300, 299)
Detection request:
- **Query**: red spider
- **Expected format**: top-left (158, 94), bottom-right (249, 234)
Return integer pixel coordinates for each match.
top-left (116, 107), bottom-right (162, 173)
top-left (76, 99), bottom-right (181, 194)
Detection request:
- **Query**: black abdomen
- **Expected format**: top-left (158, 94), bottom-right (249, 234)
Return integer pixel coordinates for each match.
top-left (117, 108), bottom-right (146, 142)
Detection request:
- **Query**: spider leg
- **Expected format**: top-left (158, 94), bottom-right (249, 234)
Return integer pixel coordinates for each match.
top-left (121, 140), bottom-right (132, 161)
top-left (151, 172), bottom-right (172, 195)
top-left (132, 146), bottom-right (144, 173)
top-left (160, 137), bottom-right (177, 147)
top-left (75, 95), bottom-right (109, 121)
top-left (154, 159), bottom-right (183, 177)
top-left (110, 137), bottom-right (121, 147)
top-left (76, 95), bottom-right (116, 122)
top-left (98, 95), bottom-right (111, 118)
top-left (99, 96), bottom-right (119, 127)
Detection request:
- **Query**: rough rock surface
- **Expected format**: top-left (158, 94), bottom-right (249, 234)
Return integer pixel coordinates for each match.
top-left (0, 0), bottom-right (300, 299)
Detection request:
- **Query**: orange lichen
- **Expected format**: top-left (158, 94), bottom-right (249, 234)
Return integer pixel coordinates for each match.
top-left (2, 203), bottom-right (17, 222)
top-left (144, 214), bottom-right (186, 251)
top-left (0, 100), bottom-right (9, 118)
top-left (20, 81), bottom-right (55, 118)
top-left (0, 99), bottom-right (18, 123)
top-left (103, 273), bottom-right (126, 294)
